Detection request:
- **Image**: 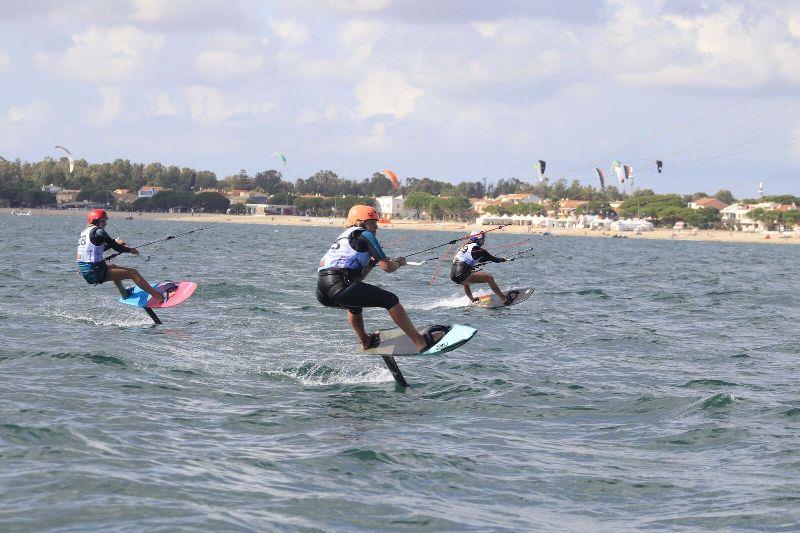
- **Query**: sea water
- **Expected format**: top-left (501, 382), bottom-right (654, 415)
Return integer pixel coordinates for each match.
top-left (1, 215), bottom-right (799, 530)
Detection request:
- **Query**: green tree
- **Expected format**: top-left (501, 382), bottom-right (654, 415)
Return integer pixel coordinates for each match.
top-left (683, 207), bottom-right (721, 228)
top-left (192, 192), bottom-right (229, 213)
top-left (714, 189), bottom-right (736, 205)
top-left (439, 196), bottom-right (472, 220)
top-left (254, 170), bottom-right (291, 194)
top-left (405, 192), bottom-right (436, 219)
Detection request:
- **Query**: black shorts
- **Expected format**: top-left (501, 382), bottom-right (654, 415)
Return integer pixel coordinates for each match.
top-left (450, 262), bottom-right (473, 284)
top-left (316, 270), bottom-right (399, 314)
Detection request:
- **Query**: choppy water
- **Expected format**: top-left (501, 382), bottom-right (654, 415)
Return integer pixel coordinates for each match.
top-left (1, 214), bottom-right (799, 531)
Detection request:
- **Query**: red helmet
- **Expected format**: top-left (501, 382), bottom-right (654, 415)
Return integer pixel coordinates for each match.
top-left (87, 209), bottom-right (108, 224)
top-left (346, 204), bottom-right (379, 227)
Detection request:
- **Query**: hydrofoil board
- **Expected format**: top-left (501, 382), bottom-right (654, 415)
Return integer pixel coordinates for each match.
top-left (474, 287), bottom-right (534, 309)
top-left (119, 281), bottom-right (197, 308)
top-left (365, 324), bottom-right (477, 357)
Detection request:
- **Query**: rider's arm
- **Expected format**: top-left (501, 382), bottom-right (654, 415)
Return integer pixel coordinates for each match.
top-left (91, 228), bottom-right (133, 253)
top-left (360, 231), bottom-right (405, 272)
top-left (473, 247), bottom-right (505, 263)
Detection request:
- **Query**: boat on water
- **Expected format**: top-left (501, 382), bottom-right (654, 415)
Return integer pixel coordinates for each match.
top-left (10, 210), bottom-right (32, 216)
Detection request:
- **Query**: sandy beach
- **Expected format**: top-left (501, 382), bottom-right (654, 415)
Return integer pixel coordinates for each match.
top-left (8, 208), bottom-right (799, 245)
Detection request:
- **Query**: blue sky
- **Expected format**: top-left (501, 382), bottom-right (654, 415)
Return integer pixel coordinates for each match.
top-left (1, 0), bottom-right (799, 198)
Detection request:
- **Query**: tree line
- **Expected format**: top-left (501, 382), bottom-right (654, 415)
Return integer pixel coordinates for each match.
top-left (0, 157), bottom-right (796, 227)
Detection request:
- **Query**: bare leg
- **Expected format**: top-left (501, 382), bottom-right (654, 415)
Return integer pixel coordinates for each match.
top-left (348, 311), bottom-right (372, 350)
top-left (387, 303), bottom-right (431, 352)
top-left (465, 272), bottom-right (506, 300)
top-left (462, 283), bottom-right (476, 302)
top-left (106, 265), bottom-right (163, 302)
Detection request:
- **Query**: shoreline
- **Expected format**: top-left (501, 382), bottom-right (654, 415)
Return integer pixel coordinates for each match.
top-left (4, 208), bottom-right (799, 245)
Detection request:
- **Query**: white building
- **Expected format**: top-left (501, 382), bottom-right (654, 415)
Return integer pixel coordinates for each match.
top-left (495, 193), bottom-right (542, 205)
top-left (719, 202), bottom-right (778, 231)
top-left (138, 186), bottom-right (170, 198)
top-left (374, 195), bottom-right (414, 219)
top-left (41, 184), bottom-right (64, 194)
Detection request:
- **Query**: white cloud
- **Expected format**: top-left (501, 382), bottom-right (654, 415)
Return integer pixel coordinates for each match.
top-left (339, 19), bottom-right (383, 65)
top-left (185, 86), bottom-right (274, 123)
top-left (325, 0), bottom-right (390, 13)
top-left (154, 93), bottom-right (178, 116)
top-left (471, 21), bottom-right (503, 38)
top-left (268, 19), bottom-right (309, 47)
top-left (194, 33), bottom-right (266, 79)
top-left (0, 50), bottom-right (12, 72)
top-left (195, 50), bottom-right (264, 79)
top-left (355, 69), bottom-right (423, 119)
top-left (89, 86), bottom-right (123, 124)
top-left (609, 4), bottom-right (800, 90)
top-left (7, 99), bottom-right (54, 125)
top-left (130, 0), bottom-right (242, 28)
top-left (47, 25), bottom-right (165, 83)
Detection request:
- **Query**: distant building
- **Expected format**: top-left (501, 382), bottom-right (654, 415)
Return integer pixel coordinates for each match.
top-left (374, 195), bottom-right (414, 219)
top-left (557, 198), bottom-right (588, 217)
top-left (469, 197), bottom-right (498, 214)
top-left (113, 188), bottom-right (137, 203)
top-left (138, 186), bottom-right (171, 198)
top-left (55, 190), bottom-right (81, 204)
top-left (495, 193), bottom-right (541, 205)
top-left (225, 189), bottom-right (255, 205)
top-left (41, 183), bottom-right (64, 194)
top-left (245, 203), bottom-right (294, 215)
top-left (720, 201), bottom-right (798, 231)
top-left (688, 197), bottom-right (728, 210)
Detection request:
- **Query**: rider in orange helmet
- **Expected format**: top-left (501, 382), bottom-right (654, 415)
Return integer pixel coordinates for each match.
top-left (76, 209), bottom-right (165, 303)
top-left (316, 205), bottom-right (442, 352)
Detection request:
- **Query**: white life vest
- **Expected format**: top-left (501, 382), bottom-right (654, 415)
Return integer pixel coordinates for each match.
top-left (453, 243), bottom-right (478, 266)
top-left (318, 227), bottom-right (372, 271)
top-left (76, 226), bottom-right (105, 263)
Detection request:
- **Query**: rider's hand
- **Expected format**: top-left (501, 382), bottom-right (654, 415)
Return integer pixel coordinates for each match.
top-left (396, 256), bottom-right (407, 267)
top-left (129, 247), bottom-right (140, 255)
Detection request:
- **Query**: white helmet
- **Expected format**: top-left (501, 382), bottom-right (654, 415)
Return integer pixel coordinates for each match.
top-left (469, 230), bottom-right (485, 244)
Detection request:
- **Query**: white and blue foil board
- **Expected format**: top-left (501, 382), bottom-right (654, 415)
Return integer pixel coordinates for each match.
top-left (365, 324), bottom-right (477, 357)
top-left (474, 287), bottom-right (534, 309)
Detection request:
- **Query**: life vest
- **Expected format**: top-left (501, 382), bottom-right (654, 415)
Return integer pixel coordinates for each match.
top-left (318, 227), bottom-right (373, 271)
top-left (76, 226), bottom-right (105, 263)
top-left (453, 243), bottom-right (478, 266)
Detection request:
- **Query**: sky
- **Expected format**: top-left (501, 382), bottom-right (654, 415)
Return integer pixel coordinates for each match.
top-left (1, 0), bottom-right (800, 198)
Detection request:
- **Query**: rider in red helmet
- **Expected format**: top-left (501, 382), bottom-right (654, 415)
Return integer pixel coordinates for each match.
top-left (76, 209), bottom-right (165, 302)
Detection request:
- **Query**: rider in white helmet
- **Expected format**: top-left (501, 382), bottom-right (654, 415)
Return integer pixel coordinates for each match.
top-left (451, 230), bottom-right (516, 305)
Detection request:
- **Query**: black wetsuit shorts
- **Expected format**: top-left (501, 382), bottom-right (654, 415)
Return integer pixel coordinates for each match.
top-left (450, 262), bottom-right (473, 284)
top-left (317, 269), bottom-right (399, 314)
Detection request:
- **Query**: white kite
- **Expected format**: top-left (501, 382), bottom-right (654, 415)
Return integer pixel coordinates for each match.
top-left (54, 145), bottom-right (75, 173)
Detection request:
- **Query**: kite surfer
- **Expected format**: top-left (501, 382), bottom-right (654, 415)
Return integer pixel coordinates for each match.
top-left (451, 230), bottom-right (516, 305)
top-left (316, 205), bottom-right (442, 352)
top-left (76, 209), bottom-right (166, 303)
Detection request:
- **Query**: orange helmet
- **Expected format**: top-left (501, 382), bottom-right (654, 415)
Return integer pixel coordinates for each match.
top-left (87, 209), bottom-right (108, 225)
top-left (346, 204), bottom-right (379, 227)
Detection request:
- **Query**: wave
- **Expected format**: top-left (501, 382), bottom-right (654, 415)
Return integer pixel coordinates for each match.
top-left (679, 379), bottom-right (739, 388)
top-left (699, 392), bottom-right (738, 409)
